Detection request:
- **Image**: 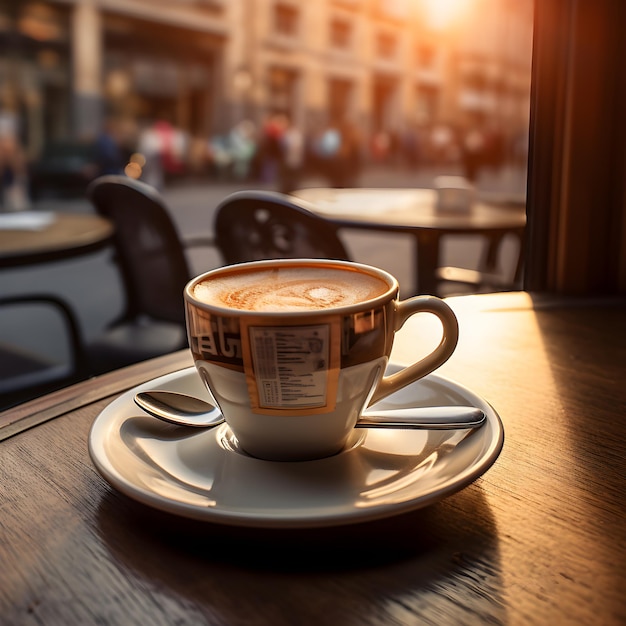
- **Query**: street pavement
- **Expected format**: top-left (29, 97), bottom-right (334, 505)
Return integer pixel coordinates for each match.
top-left (0, 163), bottom-right (526, 362)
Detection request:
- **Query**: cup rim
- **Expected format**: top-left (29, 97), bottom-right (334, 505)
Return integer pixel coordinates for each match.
top-left (184, 258), bottom-right (399, 317)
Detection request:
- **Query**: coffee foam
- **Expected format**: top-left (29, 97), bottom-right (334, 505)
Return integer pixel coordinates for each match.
top-left (193, 266), bottom-right (389, 312)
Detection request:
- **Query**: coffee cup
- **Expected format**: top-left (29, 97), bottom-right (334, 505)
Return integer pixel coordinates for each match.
top-left (184, 259), bottom-right (458, 461)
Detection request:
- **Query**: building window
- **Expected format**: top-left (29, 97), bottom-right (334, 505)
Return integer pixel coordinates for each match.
top-left (274, 3), bottom-right (299, 37)
top-left (374, 0), bottom-right (409, 20)
top-left (268, 66), bottom-right (298, 113)
top-left (376, 31), bottom-right (396, 59)
top-left (416, 43), bottom-right (435, 69)
top-left (330, 17), bottom-right (352, 50)
top-left (328, 77), bottom-right (353, 121)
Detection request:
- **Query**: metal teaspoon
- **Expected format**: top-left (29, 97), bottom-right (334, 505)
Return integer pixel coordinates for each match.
top-left (134, 390), bottom-right (486, 430)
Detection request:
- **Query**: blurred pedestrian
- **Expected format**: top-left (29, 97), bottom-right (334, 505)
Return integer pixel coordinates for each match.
top-left (483, 124), bottom-right (505, 172)
top-left (94, 117), bottom-right (126, 176)
top-left (430, 123), bottom-right (456, 164)
top-left (229, 119), bottom-right (257, 181)
top-left (370, 130), bottom-right (390, 163)
top-left (0, 107), bottom-right (30, 211)
top-left (329, 118), bottom-right (362, 187)
top-left (207, 133), bottom-right (233, 181)
top-left (153, 118), bottom-right (187, 181)
top-left (278, 116), bottom-right (304, 193)
top-left (462, 127), bottom-right (486, 182)
top-left (137, 117), bottom-right (187, 190)
top-left (401, 124), bottom-right (422, 169)
top-left (311, 121), bottom-right (341, 184)
top-left (258, 113), bottom-right (287, 184)
top-left (137, 120), bottom-right (164, 189)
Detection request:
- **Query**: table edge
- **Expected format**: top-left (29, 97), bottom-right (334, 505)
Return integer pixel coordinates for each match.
top-left (0, 213), bottom-right (114, 268)
top-left (0, 350), bottom-right (193, 441)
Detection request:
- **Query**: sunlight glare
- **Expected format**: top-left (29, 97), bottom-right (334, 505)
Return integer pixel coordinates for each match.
top-left (422, 0), bottom-right (474, 29)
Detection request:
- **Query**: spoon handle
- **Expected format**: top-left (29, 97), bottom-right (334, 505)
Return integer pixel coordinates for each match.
top-left (357, 406), bottom-right (486, 429)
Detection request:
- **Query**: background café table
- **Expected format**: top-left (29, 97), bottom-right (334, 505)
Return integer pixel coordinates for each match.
top-left (0, 211), bottom-right (113, 268)
top-left (291, 187), bottom-right (526, 296)
top-left (1, 292), bottom-right (624, 625)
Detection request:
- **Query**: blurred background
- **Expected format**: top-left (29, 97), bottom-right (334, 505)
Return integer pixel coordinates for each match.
top-left (0, 0), bottom-right (532, 204)
top-left (0, 0), bottom-right (534, 406)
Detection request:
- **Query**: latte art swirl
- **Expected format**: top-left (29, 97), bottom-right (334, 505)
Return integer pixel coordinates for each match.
top-left (193, 266), bottom-right (389, 312)
top-left (227, 280), bottom-right (357, 310)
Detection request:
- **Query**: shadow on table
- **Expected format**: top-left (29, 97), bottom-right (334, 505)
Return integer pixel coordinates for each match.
top-left (96, 485), bottom-right (505, 622)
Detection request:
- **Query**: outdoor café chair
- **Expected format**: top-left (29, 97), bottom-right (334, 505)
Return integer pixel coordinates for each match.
top-left (0, 294), bottom-right (87, 411)
top-left (213, 189), bottom-right (351, 265)
top-left (86, 175), bottom-right (215, 375)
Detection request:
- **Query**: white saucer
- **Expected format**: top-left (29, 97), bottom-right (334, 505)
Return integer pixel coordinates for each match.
top-left (88, 365), bottom-right (504, 528)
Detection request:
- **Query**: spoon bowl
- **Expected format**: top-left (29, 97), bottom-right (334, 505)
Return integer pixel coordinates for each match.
top-left (134, 390), bottom-right (486, 430)
top-left (135, 391), bottom-right (224, 427)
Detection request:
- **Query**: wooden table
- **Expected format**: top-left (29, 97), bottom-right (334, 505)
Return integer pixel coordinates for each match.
top-left (292, 188), bottom-right (526, 295)
top-left (0, 211), bottom-right (113, 268)
top-left (1, 292), bottom-right (625, 625)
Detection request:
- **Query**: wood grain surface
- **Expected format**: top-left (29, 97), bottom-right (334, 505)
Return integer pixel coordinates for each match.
top-left (1, 293), bottom-right (625, 625)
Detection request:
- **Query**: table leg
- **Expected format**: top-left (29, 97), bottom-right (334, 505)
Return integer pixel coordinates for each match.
top-left (413, 231), bottom-right (441, 295)
top-left (482, 232), bottom-right (505, 272)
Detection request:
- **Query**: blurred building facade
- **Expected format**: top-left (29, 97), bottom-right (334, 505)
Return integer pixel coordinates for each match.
top-left (0, 0), bottom-right (533, 164)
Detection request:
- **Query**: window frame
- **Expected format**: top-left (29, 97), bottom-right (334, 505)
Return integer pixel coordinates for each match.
top-left (525, 0), bottom-right (626, 294)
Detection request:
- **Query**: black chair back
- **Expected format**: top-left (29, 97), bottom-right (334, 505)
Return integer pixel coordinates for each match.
top-left (87, 175), bottom-right (191, 325)
top-left (214, 190), bottom-right (350, 264)
top-left (85, 175), bottom-right (207, 375)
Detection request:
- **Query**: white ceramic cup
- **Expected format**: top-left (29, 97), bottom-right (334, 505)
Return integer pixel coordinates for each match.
top-left (184, 259), bottom-right (458, 461)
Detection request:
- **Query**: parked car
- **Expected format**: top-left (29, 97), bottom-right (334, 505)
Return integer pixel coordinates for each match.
top-left (29, 140), bottom-right (99, 200)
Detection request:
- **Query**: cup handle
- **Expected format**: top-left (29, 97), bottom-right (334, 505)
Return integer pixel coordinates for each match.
top-left (368, 296), bottom-right (459, 406)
